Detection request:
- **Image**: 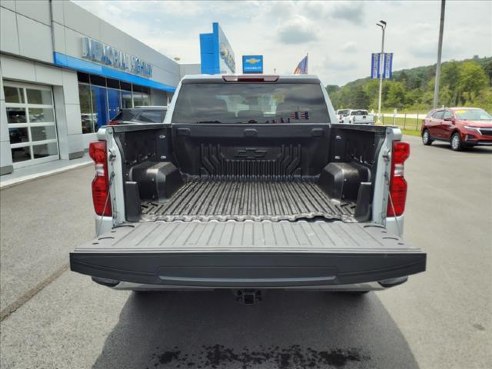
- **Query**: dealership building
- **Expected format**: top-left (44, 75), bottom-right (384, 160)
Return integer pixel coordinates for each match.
top-left (0, 0), bottom-right (201, 175)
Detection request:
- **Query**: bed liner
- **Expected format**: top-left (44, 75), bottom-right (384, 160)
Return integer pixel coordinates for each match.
top-left (140, 178), bottom-right (356, 222)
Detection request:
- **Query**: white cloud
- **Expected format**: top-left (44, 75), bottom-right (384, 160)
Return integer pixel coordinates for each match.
top-left (276, 16), bottom-right (319, 44)
top-left (73, 0), bottom-right (492, 86)
top-left (330, 2), bottom-right (366, 24)
top-left (340, 42), bottom-right (358, 53)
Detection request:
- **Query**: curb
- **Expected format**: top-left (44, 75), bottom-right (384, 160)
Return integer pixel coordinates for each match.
top-left (0, 161), bottom-right (92, 190)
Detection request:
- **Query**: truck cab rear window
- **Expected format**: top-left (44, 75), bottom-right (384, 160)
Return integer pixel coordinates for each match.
top-left (171, 83), bottom-right (330, 124)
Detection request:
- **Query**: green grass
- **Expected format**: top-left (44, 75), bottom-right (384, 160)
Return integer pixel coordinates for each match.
top-left (401, 129), bottom-right (421, 137)
top-left (380, 116), bottom-right (423, 131)
top-left (375, 116), bottom-right (422, 137)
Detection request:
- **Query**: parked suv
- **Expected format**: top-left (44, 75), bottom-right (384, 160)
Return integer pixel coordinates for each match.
top-left (421, 107), bottom-right (492, 150)
top-left (109, 106), bottom-right (167, 125)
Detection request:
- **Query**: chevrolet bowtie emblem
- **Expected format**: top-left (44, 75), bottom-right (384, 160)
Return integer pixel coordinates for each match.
top-left (246, 58), bottom-right (260, 64)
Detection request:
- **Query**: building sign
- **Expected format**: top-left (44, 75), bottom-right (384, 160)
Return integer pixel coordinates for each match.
top-left (216, 24), bottom-right (235, 74)
top-left (200, 23), bottom-right (236, 74)
top-left (242, 55), bottom-right (263, 73)
top-left (82, 37), bottom-right (152, 78)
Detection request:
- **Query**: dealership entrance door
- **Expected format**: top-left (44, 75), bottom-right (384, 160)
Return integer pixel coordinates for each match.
top-left (4, 82), bottom-right (59, 168)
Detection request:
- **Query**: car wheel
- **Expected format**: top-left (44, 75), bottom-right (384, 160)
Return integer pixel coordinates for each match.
top-left (451, 132), bottom-right (464, 151)
top-left (422, 129), bottom-right (433, 145)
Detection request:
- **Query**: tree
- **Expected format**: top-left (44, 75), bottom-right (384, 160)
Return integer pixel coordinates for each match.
top-left (326, 85), bottom-right (340, 95)
top-left (385, 81), bottom-right (406, 109)
top-left (363, 79), bottom-right (380, 110)
top-left (482, 60), bottom-right (492, 85)
top-left (327, 57), bottom-right (491, 112)
top-left (440, 61), bottom-right (460, 105)
top-left (456, 61), bottom-right (488, 104)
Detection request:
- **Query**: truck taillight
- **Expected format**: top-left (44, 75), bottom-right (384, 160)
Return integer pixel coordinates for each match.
top-left (89, 141), bottom-right (112, 216)
top-left (387, 141), bottom-right (410, 217)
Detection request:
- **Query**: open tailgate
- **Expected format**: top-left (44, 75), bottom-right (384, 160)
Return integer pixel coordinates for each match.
top-left (70, 221), bottom-right (426, 288)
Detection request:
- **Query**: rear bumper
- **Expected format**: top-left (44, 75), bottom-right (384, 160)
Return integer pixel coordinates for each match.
top-left (71, 250), bottom-right (425, 289)
top-left (96, 277), bottom-right (408, 291)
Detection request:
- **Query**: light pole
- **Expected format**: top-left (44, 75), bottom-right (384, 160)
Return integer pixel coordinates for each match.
top-left (377, 20), bottom-right (386, 124)
top-left (433, 0), bottom-right (446, 108)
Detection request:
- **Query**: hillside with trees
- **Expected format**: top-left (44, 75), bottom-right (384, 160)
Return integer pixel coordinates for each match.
top-left (327, 56), bottom-right (492, 113)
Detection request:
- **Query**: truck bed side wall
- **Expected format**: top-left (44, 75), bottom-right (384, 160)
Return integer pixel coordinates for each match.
top-left (105, 124), bottom-right (389, 225)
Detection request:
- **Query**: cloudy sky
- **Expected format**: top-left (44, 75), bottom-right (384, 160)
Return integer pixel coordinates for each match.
top-left (74, 0), bottom-right (491, 86)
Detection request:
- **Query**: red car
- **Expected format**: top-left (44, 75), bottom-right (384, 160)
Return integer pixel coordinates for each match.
top-left (421, 107), bottom-right (492, 150)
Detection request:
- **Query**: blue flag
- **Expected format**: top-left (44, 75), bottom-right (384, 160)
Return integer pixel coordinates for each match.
top-left (384, 53), bottom-right (393, 79)
top-left (294, 55), bottom-right (308, 74)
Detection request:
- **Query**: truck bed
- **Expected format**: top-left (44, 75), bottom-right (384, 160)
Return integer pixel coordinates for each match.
top-left (140, 178), bottom-right (356, 222)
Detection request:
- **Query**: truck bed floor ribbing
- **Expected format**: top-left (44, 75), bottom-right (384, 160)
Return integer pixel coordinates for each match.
top-left (141, 179), bottom-right (356, 222)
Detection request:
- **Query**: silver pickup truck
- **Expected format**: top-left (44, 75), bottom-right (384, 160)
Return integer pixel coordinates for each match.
top-left (70, 75), bottom-right (425, 300)
top-left (342, 109), bottom-right (375, 125)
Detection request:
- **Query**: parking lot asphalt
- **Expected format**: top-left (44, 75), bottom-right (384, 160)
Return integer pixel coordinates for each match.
top-left (0, 135), bottom-right (491, 369)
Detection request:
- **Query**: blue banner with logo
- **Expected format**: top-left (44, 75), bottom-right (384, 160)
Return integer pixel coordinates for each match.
top-left (371, 53), bottom-right (380, 79)
top-left (384, 53), bottom-right (393, 79)
top-left (242, 55), bottom-right (263, 74)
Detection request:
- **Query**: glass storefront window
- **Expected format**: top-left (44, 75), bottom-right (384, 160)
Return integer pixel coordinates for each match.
top-left (11, 146), bottom-right (31, 163)
top-left (79, 83), bottom-right (95, 134)
top-left (6, 107), bottom-right (27, 123)
top-left (133, 92), bottom-right (150, 107)
top-left (107, 89), bottom-right (122, 120)
top-left (30, 126), bottom-right (57, 142)
top-left (28, 108), bottom-right (55, 123)
top-left (9, 128), bottom-right (29, 144)
top-left (77, 74), bottom-right (162, 133)
top-left (32, 142), bottom-right (58, 159)
top-left (4, 81), bottom-right (59, 167)
top-left (26, 89), bottom-right (52, 105)
top-left (4, 86), bottom-right (25, 103)
top-left (91, 85), bottom-right (108, 131)
top-left (122, 90), bottom-right (133, 108)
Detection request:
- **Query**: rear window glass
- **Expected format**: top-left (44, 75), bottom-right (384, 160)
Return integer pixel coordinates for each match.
top-left (171, 83), bottom-right (330, 123)
top-left (112, 109), bottom-right (165, 123)
top-left (112, 110), bottom-right (138, 121)
top-left (351, 110), bottom-right (368, 116)
top-left (139, 110), bottom-right (166, 123)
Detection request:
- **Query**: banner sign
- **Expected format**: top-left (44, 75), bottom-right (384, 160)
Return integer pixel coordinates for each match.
top-left (383, 53), bottom-right (393, 79)
top-left (371, 53), bottom-right (393, 79)
top-left (243, 55), bottom-right (263, 73)
top-left (371, 53), bottom-right (381, 79)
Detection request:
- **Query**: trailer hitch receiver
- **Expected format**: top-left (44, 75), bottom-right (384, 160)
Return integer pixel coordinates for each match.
top-left (234, 289), bottom-right (263, 305)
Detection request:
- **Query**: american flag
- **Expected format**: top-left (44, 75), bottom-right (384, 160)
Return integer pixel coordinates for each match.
top-left (293, 54), bottom-right (308, 74)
